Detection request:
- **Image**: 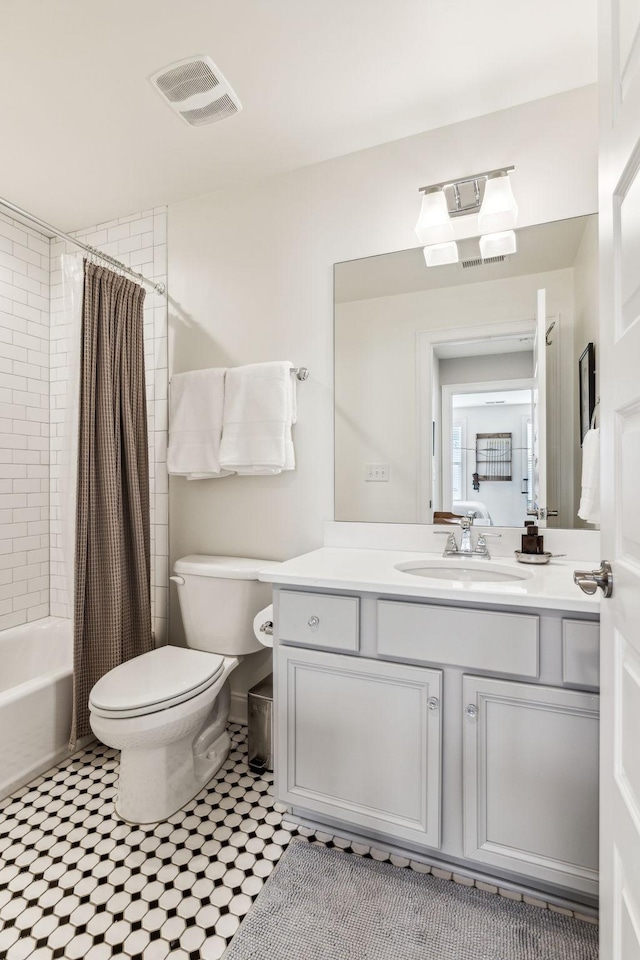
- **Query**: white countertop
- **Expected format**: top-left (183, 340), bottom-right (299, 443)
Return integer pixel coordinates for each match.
top-left (259, 547), bottom-right (600, 614)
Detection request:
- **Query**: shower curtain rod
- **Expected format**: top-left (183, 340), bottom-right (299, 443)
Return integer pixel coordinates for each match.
top-left (0, 195), bottom-right (166, 296)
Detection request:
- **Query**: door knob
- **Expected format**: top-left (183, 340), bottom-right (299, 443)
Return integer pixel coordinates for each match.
top-left (573, 560), bottom-right (613, 598)
top-left (527, 507), bottom-right (558, 519)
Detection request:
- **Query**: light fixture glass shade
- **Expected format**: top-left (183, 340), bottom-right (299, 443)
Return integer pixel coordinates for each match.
top-left (477, 173), bottom-right (518, 234)
top-left (479, 230), bottom-right (517, 259)
top-left (423, 241), bottom-right (459, 267)
top-left (415, 188), bottom-right (454, 244)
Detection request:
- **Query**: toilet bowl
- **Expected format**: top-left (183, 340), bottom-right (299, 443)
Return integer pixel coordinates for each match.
top-left (89, 555), bottom-right (277, 824)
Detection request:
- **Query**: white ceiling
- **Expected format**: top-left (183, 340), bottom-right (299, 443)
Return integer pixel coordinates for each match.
top-left (0, 0), bottom-right (597, 232)
top-left (452, 389), bottom-right (532, 408)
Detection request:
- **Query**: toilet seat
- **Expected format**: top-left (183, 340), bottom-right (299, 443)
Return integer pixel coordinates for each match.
top-left (89, 646), bottom-right (226, 720)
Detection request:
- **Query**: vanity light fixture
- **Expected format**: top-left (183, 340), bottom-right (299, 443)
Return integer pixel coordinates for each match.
top-left (479, 229), bottom-right (517, 259)
top-left (477, 170), bottom-right (518, 234)
top-left (416, 166), bottom-right (516, 267)
top-left (414, 187), bottom-right (455, 245)
top-left (423, 241), bottom-right (459, 267)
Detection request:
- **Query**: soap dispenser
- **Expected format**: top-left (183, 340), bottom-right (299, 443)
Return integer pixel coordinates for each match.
top-left (521, 521), bottom-right (544, 555)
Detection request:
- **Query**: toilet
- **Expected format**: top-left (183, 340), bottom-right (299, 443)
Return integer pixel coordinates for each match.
top-left (89, 555), bottom-right (277, 824)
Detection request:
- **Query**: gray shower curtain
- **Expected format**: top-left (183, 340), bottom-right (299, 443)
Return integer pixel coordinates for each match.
top-left (71, 262), bottom-right (153, 743)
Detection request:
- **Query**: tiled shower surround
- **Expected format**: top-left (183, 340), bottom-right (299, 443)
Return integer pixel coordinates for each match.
top-left (49, 208), bottom-right (169, 644)
top-left (0, 205), bottom-right (169, 639)
top-left (0, 212), bottom-right (50, 629)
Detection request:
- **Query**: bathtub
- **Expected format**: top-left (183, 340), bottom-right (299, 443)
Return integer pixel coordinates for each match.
top-left (0, 616), bottom-right (73, 800)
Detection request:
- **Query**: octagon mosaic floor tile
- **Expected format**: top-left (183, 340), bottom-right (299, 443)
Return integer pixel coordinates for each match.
top-left (0, 724), bottom-right (594, 959)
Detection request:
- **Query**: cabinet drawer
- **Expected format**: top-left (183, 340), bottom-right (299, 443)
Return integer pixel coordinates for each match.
top-left (562, 619), bottom-right (600, 688)
top-left (278, 590), bottom-right (359, 652)
top-left (377, 600), bottom-right (539, 677)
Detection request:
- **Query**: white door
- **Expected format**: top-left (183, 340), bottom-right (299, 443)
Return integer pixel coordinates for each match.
top-left (276, 644), bottom-right (443, 848)
top-left (598, 4), bottom-right (640, 956)
top-left (531, 288), bottom-right (548, 525)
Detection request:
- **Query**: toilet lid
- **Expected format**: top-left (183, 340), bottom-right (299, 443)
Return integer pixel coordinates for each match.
top-left (89, 646), bottom-right (226, 718)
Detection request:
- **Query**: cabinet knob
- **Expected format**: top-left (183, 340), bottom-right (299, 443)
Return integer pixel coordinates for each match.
top-left (308, 616), bottom-right (320, 628)
top-left (428, 697), bottom-right (439, 711)
top-left (466, 704), bottom-right (478, 719)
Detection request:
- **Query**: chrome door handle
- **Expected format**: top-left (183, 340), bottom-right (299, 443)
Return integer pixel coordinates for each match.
top-left (573, 560), bottom-right (613, 598)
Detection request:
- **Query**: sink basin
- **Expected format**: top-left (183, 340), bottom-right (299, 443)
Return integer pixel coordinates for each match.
top-left (395, 560), bottom-right (532, 583)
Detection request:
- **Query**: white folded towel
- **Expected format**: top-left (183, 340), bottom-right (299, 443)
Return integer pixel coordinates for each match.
top-left (578, 427), bottom-right (600, 524)
top-left (167, 368), bottom-right (232, 480)
top-left (219, 361), bottom-right (297, 475)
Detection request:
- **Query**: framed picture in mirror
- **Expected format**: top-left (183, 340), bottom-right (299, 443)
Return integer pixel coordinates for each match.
top-left (578, 342), bottom-right (596, 445)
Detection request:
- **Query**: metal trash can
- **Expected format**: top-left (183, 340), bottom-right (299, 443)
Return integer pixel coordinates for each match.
top-left (247, 674), bottom-right (273, 773)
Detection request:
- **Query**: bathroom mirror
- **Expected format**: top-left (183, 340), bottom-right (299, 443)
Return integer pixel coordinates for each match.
top-left (334, 214), bottom-right (598, 529)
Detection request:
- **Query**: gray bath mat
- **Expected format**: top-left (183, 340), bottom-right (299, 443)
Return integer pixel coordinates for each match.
top-left (224, 839), bottom-right (598, 960)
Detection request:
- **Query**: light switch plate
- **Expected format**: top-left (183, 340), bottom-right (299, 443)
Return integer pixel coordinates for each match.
top-left (365, 463), bottom-right (389, 481)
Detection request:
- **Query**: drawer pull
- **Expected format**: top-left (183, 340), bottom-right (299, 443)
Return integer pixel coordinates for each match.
top-left (428, 697), bottom-right (439, 712)
top-left (308, 616), bottom-right (320, 628)
top-left (466, 704), bottom-right (478, 719)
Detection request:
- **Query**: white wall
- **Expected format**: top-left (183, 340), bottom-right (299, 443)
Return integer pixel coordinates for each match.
top-left (572, 216), bottom-right (599, 527)
top-left (49, 209), bottom-right (169, 644)
top-left (439, 354), bottom-right (533, 385)
top-left (167, 85), bottom-right (597, 698)
top-left (0, 212), bottom-right (50, 628)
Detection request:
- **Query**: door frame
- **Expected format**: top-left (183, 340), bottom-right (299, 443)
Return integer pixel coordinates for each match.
top-left (416, 319), bottom-right (535, 523)
top-left (440, 377), bottom-right (534, 516)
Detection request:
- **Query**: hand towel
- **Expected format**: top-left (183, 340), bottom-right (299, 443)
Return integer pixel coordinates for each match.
top-left (167, 368), bottom-right (232, 480)
top-left (578, 427), bottom-right (600, 524)
top-left (219, 361), bottom-right (297, 475)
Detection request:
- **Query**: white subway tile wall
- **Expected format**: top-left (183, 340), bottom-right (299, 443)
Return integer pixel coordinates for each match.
top-left (0, 212), bottom-right (50, 629)
top-left (49, 208), bottom-right (169, 644)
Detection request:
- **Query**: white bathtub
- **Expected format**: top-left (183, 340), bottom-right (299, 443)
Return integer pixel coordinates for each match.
top-left (0, 616), bottom-right (73, 800)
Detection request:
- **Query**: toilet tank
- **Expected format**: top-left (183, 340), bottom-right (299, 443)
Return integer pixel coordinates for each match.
top-left (172, 555), bottom-right (279, 656)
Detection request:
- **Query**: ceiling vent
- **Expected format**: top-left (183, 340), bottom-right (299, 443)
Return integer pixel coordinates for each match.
top-left (461, 255), bottom-right (506, 269)
top-left (150, 56), bottom-right (242, 127)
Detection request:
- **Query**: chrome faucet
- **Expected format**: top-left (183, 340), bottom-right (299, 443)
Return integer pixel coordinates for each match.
top-left (459, 517), bottom-right (474, 554)
top-left (435, 517), bottom-right (501, 558)
top-left (473, 532), bottom-right (501, 559)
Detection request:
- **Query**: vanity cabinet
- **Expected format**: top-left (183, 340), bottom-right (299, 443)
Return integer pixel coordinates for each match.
top-left (273, 586), bottom-right (600, 902)
top-left (277, 644), bottom-right (442, 848)
top-left (462, 675), bottom-right (599, 893)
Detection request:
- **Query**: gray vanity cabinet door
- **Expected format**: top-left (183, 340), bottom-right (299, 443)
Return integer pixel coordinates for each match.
top-left (277, 645), bottom-right (442, 849)
top-left (462, 675), bottom-right (599, 897)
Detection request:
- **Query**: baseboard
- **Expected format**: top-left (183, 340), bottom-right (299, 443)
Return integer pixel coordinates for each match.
top-left (230, 692), bottom-right (248, 725)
